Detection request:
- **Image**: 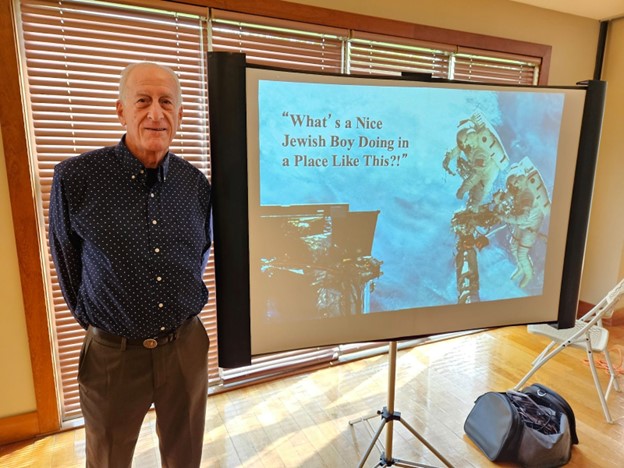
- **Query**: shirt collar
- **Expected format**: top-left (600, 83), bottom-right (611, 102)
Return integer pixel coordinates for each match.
top-left (116, 135), bottom-right (171, 183)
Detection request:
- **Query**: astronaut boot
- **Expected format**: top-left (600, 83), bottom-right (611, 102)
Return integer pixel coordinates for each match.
top-left (519, 271), bottom-right (533, 288)
top-left (509, 242), bottom-right (523, 281)
top-left (516, 246), bottom-right (534, 288)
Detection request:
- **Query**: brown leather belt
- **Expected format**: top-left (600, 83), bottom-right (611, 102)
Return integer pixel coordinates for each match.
top-left (91, 317), bottom-right (194, 349)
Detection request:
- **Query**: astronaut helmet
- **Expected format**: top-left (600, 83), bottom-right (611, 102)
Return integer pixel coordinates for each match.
top-left (456, 127), bottom-right (478, 152)
top-left (506, 173), bottom-right (528, 193)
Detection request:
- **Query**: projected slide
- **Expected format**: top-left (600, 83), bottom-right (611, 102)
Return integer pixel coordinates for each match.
top-left (208, 54), bottom-right (602, 361)
top-left (251, 78), bottom-right (564, 322)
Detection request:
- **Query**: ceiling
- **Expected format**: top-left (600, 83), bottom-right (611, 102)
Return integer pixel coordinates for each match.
top-left (511, 0), bottom-right (624, 20)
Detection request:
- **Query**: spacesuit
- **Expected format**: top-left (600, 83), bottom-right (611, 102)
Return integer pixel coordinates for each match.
top-left (498, 173), bottom-right (545, 288)
top-left (443, 112), bottom-right (510, 211)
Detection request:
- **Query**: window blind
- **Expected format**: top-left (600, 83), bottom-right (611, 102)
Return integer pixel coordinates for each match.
top-left (452, 47), bottom-right (540, 85)
top-left (347, 31), bottom-right (453, 78)
top-left (210, 9), bottom-right (347, 74)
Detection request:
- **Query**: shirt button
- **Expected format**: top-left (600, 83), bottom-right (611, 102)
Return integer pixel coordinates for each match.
top-left (131, 175), bottom-right (136, 180)
top-left (154, 247), bottom-right (160, 253)
top-left (156, 276), bottom-right (162, 282)
top-left (152, 219), bottom-right (157, 225)
top-left (158, 303), bottom-right (164, 308)
top-left (160, 327), bottom-right (166, 331)
top-left (150, 193), bottom-right (155, 198)
top-left (140, 169), bottom-right (145, 174)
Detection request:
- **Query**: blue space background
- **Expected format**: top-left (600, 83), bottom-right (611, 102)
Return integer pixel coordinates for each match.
top-left (256, 80), bottom-right (565, 312)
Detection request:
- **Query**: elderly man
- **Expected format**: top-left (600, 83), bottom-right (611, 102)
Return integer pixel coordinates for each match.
top-left (49, 62), bottom-right (212, 467)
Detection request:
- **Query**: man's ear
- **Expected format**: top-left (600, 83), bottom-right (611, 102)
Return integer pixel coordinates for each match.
top-left (116, 100), bottom-right (126, 126)
top-left (177, 105), bottom-right (184, 130)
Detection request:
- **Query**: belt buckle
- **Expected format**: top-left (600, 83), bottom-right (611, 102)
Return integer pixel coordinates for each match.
top-left (143, 338), bottom-right (158, 349)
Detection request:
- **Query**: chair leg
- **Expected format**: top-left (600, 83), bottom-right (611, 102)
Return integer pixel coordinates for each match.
top-left (585, 347), bottom-right (614, 424)
top-left (514, 340), bottom-right (565, 391)
top-left (601, 348), bottom-right (622, 397)
top-left (532, 341), bottom-right (556, 366)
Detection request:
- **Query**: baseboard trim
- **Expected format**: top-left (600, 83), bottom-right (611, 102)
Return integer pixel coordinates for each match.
top-left (0, 411), bottom-right (40, 445)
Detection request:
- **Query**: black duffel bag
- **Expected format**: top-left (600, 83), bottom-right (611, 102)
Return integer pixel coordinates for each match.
top-left (464, 383), bottom-right (578, 467)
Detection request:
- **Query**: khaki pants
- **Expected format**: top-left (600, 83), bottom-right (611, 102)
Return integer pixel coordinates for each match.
top-left (78, 316), bottom-right (209, 468)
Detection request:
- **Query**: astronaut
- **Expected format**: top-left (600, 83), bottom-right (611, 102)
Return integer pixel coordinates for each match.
top-left (443, 112), bottom-right (510, 211)
top-left (496, 171), bottom-right (546, 288)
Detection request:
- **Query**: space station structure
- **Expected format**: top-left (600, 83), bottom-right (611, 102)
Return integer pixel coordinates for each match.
top-left (255, 204), bottom-right (383, 320)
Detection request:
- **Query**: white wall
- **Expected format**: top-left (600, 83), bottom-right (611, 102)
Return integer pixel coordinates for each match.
top-left (581, 17), bottom-right (624, 303)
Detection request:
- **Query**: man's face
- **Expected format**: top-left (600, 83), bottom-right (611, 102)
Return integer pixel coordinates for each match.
top-left (116, 64), bottom-right (183, 168)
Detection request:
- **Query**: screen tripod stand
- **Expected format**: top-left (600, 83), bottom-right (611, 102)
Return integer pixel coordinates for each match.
top-left (348, 341), bottom-right (453, 468)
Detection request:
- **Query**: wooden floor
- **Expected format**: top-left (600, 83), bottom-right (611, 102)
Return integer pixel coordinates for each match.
top-left (1, 320), bottom-right (623, 467)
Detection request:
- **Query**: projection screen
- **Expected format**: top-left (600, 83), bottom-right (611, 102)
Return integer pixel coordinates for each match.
top-left (207, 52), bottom-right (605, 366)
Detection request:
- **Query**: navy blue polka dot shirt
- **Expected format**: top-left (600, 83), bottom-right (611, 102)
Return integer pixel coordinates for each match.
top-left (49, 137), bottom-right (212, 340)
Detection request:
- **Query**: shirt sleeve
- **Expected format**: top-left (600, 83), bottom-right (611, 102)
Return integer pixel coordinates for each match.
top-left (49, 166), bottom-right (87, 327)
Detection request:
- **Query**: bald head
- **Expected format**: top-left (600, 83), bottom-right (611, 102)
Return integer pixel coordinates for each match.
top-left (119, 62), bottom-right (182, 105)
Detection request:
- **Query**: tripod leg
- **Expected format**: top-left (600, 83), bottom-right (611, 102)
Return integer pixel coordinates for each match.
top-left (399, 419), bottom-right (453, 467)
top-left (349, 412), bottom-right (380, 426)
top-left (356, 418), bottom-right (387, 468)
top-left (392, 458), bottom-right (441, 468)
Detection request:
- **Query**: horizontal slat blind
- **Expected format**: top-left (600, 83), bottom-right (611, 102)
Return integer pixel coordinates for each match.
top-left (222, 347), bottom-right (338, 388)
top-left (452, 47), bottom-right (540, 85)
top-left (210, 9), bottom-right (347, 73)
top-left (19, 0), bottom-right (215, 420)
top-left (348, 32), bottom-right (453, 78)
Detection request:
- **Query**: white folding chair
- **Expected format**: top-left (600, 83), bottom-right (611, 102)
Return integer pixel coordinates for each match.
top-left (514, 278), bottom-right (624, 423)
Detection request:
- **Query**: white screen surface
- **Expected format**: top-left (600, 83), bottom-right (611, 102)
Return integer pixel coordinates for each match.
top-left (245, 68), bottom-right (586, 355)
